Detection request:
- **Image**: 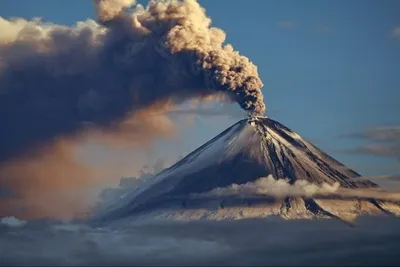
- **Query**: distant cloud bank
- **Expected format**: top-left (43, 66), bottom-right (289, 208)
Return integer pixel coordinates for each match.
top-left (1, 216), bottom-right (400, 266)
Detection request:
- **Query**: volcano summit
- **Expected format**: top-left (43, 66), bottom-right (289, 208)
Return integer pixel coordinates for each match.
top-left (94, 117), bottom-right (400, 223)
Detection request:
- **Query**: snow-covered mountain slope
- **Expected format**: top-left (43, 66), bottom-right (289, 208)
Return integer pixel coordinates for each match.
top-left (92, 117), bottom-right (400, 224)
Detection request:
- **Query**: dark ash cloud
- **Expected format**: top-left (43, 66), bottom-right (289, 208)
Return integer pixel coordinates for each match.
top-left (166, 105), bottom-right (246, 119)
top-left (0, 0), bottom-right (265, 219)
top-left (1, 216), bottom-right (400, 266)
top-left (0, 0), bottom-right (265, 163)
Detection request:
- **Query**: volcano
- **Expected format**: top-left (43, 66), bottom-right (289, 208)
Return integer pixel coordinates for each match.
top-left (93, 117), bottom-right (400, 224)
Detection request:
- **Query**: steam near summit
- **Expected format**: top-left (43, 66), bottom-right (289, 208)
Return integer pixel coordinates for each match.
top-left (0, 0), bottom-right (264, 218)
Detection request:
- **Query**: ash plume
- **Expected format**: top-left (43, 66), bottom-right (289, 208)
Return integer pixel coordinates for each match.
top-left (94, 0), bottom-right (137, 22)
top-left (0, 139), bottom-right (98, 220)
top-left (0, 0), bottom-right (264, 219)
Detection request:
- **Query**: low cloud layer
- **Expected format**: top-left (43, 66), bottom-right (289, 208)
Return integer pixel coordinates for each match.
top-left (195, 175), bottom-right (400, 202)
top-left (1, 216), bottom-right (400, 266)
top-left (201, 175), bottom-right (341, 198)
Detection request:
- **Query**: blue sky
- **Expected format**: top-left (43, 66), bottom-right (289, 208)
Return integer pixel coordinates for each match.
top-left (1, 0), bottom-right (399, 178)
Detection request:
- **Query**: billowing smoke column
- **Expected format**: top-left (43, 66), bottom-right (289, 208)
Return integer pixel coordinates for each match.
top-left (0, 0), bottom-right (265, 219)
top-left (0, 0), bottom-right (265, 163)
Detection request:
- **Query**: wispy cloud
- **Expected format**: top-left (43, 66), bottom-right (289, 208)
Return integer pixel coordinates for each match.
top-left (353, 175), bottom-right (400, 191)
top-left (93, 158), bottom-right (172, 212)
top-left (276, 21), bottom-right (333, 34)
top-left (358, 175), bottom-right (400, 182)
top-left (391, 26), bottom-right (400, 38)
top-left (166, 106), bottom-right (245, 119)
top-left (315, 24), bottom-right (331, 34)
top-left (340, 126), bottom-right (400, 160)
top-left (194, 175), bottom-right (400, 203)
top-left (276, 20), bottom-right (296, 29)
top-left (164, 104), bottom-right (280, 120)
top-left (349, 163), bottom-right (400, 172)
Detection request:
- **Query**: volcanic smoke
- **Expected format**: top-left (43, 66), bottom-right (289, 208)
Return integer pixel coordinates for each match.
top-left (0, 0), bottom-right (265, 218)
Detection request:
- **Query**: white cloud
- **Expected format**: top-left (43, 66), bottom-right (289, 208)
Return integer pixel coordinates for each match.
top-left (195, 175), bottom-right (400, 202)
top-left (200, 175), bottom-right (340, 198)
top-left (0, 216), bottom-right (27, 227)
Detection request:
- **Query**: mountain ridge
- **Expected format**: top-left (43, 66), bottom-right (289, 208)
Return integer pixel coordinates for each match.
top-left (92, 117), bottom-right (400, 224)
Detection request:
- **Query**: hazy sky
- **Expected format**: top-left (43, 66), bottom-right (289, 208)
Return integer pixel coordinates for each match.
top-left (1, 0), bottom-right (399, 178)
